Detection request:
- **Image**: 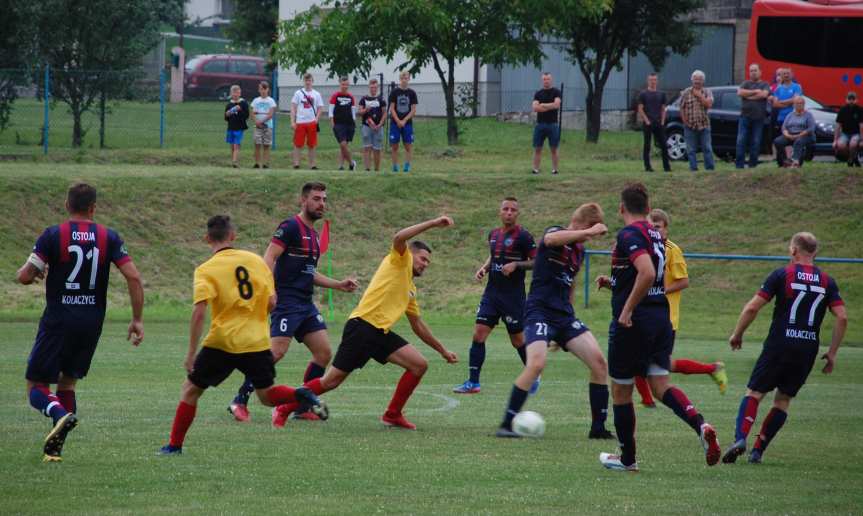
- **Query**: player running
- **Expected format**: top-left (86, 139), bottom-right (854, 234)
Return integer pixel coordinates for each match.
top-left (454, 197), bottom-right (536, 394)
top-left (272, 216), bottom-right (459, 430)
top-left (16, 183), bottom-right (145, 462)
top-left (496, 203), bottom-right (615, 440)
top-left (159, 216), bottom-right (325, 455)
top-left (228, 182), bottom-right (357, 422)
top-left (597, 183), bottom-right (720, 471)
top-left (722, 232), bottom-right (847, 465)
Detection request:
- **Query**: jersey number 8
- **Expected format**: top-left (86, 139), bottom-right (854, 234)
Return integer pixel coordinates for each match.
top-left (235, 266), bottom-right (254, 300)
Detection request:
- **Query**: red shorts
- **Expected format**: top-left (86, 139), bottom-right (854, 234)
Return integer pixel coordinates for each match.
top-left (293, 122), bottom-right (318, 148)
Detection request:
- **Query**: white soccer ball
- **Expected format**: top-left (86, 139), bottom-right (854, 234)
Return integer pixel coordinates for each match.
top-left (512, 410), bottom-right (546, 438)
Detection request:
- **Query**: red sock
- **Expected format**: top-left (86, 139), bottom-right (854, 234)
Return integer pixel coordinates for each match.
top-left (672, 359), bottom-right (716, 375)
top-left (57, 390), bottom-right (77, 413)
top-left (634, 377), bottom-right (654, 405)
top-left (169, 401), bottom-right (197, 448)
top-left (266, 385), bottom-right (296, 405)
top-left (386, 371), bottom-right (422, 416)
top-left (304, 377), bottom-right (329, 396)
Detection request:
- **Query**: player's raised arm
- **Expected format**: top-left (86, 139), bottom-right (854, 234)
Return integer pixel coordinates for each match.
top-left (392, 215), bottom-right (454, 254)
top-left (407, 313), bottom-right (458, 364)
top-left (618, 253), bottom-right (656, 327)
top-left (118, 261), bottom-right (145, 346)
top-left (543, 223), bottom-right (607, 247)
top-left (821, 304), bottom-right (848, 374)
top-left (728, 294), bottom-right (769, 350)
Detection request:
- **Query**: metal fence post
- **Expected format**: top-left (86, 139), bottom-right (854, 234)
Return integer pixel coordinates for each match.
top-left (43, 65), bottom-right (50, 155)
top-left (159, 68), bottom-right (166, 148)
top-left (271, 68), bottom-right (278, 151)
top-left (583, 250), bottom-right (590, 309)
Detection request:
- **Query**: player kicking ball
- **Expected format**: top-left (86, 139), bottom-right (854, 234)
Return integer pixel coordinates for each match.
top-left (497, 203), bottom-right (615, 440)
top-left (597, 183), bottom-right (720, 471)
top-left (272, 216), bottom-right (459, 430)
top-left (722, 232), bottom-right (847, 465)
top-left (159, 216), bottom-right (325, 455)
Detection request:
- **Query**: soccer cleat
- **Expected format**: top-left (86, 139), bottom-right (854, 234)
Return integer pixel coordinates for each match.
top-left (452, 380), bottom-right (481, 394)
top-left (588, 428), bottom-right (616, 440)
top-left (599, 452), bottom-right (639, 472)
top-left (272, 406), bottom-right (289, 428)
top-left (381, 412), bottom-right (416, 430)
top-left (710, 362), bottom-right (728, 395)
top-left (157, 444), bottom-right (182, 456)
top-left (722, 438), bottom-right (747, 464)
top-left (495, 426), bottom-right (522, 438)
top-left (641, 402), bottom-right (657, 409)
top-left (529, 376), bottom-right (541, 396)
top-left (228, 402), bottom-right (250, 422)
top-left (290, 410), bottom-right (322, 421)
top-left (700, 423), bottom-right (721, 466)
top-left (43, 413), bottom-right (78, 461)
top-left (294, 387), bottom-right (329, 421)
top-left (748, 448), bottom-right (763, 464)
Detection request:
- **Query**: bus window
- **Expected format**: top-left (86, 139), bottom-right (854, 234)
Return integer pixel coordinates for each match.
top-left (757, 17), bottom-right (863, 68)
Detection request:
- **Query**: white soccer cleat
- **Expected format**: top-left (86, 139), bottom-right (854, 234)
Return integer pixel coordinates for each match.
top-left (599, 452), bottom-right (639, 472)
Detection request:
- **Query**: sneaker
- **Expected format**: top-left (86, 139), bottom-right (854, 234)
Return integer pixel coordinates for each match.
top-left (748, 448), bottom-right (763, 464)
top-left (262, 164), bottom-right (269, 169)
top-left (392, 164), bottom-right (399, 172)
top-left (338, 166), bottom-right (344, 171)
top-left (350, 160), bottom-right (356, 171)
top-left (294, 387), bottom-right (329, 421)
top-left (228, 402), bottom-right (250, 422)
top-left (645, 167), bottom-right (655, 172)
top-left (365, 168), bottom-right (370, 172)
top-left (529, 376), bottom-right (541, 395)
top-left (531, 169), bottom-right (539, 175)
top-left (710, 362), bottom-right (728, 395)
top-left (700, 423), bottom-right (721, 466)
top-left (253, 163), bottom-right (261, 169)
top-left (599, 452), bottom-right (639, 472)
top-left (403, 162), bottom-right (410, 173)
top-left (495, 426), bottom-right (522, 438)
top-left (551, 169), bottom-right (559, 175)
top-left (232, 162), bottom-right (239, 168)
top-left (722, 438), bottom-right (747, 464)
top-left (43, 413), bottom-right (78, 461)
top-left (588, 428), bottom-right (616, 440)
top-left (290, 409), bottom-right (322, 421)
top-left (453, 380), bottom-right (481, 394)
top-left (293, 164), bottom-right (300, 169)
top-left (310, 166), bottom-right (318, 170)
top-left (157, 444), bottom-right (182, 456)
top-left (381, 411), bottom-right (416, 430)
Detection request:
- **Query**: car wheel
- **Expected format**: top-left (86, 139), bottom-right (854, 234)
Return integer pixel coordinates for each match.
top-left (666, 130), bottom-right (687, 161)
top-left (215, 86), bottom-right (231, 101)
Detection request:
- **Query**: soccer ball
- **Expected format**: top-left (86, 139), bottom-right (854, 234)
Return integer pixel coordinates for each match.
top-left (512, 410), bottom-right (545, 438)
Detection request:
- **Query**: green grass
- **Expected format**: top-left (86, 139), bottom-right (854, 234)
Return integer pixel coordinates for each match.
top-left (1, 321), bottom-right (861, 514)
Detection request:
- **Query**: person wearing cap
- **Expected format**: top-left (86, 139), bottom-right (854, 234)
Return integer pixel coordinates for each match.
top-left (833, 91), bottom-right (862, 167)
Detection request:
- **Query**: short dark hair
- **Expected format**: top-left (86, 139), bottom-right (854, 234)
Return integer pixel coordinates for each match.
top-left (301, 181), bottom-right (327, 197)
top-left (67, 183), bottom-right (97, 214)
top-left (648, 72), bottom-right (658, 78)
top-left (621, 182), bottom-right (649, 215)
top-left (259, 80), bottom-right (270, 90)
top-left (503, 196), bottom-right (518, 203)
top-left (339, 76), bottom-right (349, 82)
top-left (410, 240), bottom-right (432, 254)
top-left (207, 215), bottom-right (235, 242)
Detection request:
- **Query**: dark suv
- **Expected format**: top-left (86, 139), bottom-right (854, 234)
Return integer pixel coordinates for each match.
top-left (184, 54), bottom-right (268, 100)
top-left (663, 86), bottom-right (837, 161)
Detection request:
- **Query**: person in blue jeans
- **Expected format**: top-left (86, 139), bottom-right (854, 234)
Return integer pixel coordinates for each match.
top-left (532, 73), bottom-right (562, 175)
top-left (679, 70), bottom-right (715, 171)
top-left (736, 64), bottom-right (771, 169)
top-left (773, 97), bottom-right (815, 168)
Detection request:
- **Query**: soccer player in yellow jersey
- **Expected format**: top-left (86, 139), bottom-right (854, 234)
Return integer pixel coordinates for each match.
top-left (274, 215), bottom-right (459, 430)
top-left (634, 209), bottom-right (727, 407)
top-left (159, 216), bottom-right (325, 455)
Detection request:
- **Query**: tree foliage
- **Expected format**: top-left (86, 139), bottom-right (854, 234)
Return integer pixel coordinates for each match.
top-left (224, 0), bottom-right (279, 59)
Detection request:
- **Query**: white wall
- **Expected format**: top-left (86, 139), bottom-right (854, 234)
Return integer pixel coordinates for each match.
top-left (186, 0), bottom-right (228, 27)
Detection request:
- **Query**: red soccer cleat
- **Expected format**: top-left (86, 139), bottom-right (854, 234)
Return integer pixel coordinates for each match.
top-left (381, 411), bottom-right (417, 430)
top-left (228, 402), bottom-right (250, 422)
top-left (272, 406), bottom-right (290, 428)
top-left (700, 423), bottom-right (721, 466)
top-left (290, 410), bottom-right (322, 421)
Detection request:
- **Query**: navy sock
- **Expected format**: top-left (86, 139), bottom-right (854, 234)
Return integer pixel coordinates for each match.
top-left (501, 385), bottom-right (529, 430)
top-left (613, 403), bottom-right (637, 466)
top-left (516, 345), bottom-right (527, 365)
top-left (661, 386), bottom-right (705, 434)
top-left (29, 386), bottom-right (67, 424)
top-left (589, 383), bottom-right (609, 430)
top-left (753, 408), bottom-right (787, 453)
top-left (304, 362), bottom-right (326, 382)
top-left (468, 341), bottom-right (485, 384)
top-left (234, 378), bottom-right (255, 405)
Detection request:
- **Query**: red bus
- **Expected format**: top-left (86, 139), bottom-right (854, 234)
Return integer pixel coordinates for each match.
top-left (746, 0), bottom-right (863, 108)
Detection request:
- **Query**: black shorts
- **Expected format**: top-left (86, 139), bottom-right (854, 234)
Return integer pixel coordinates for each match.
top-left (747, 343), bottom-right (818, 397)
top-left (607, 309), bottom-right (674, 382)
top-left (187, 347), bottom-right (275, 390)
top-left (332, 318), bottom-right (408, 372)
top-left (475, 292), bottom-right (526, 334)
top-left (26, 319), bottom-right (103, 384)
top-left (333, 123), bottom-right (355, 143)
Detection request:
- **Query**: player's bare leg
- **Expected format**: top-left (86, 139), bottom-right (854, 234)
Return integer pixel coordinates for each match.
top-left (308, 147), bottom-right (317, 169)
top-left (532, 147), bottom-right (542, 173)
top-left (293, 145), bottom-right (302, 168)
top-left (229, 336), bottom-right (294, 421)
top-left (550, 146), bottom-right (560, 173)
top-left (391, 143), bottom-right (400, 171)
top-left (373, 148), bottom-right (381, 170)
top-left (363, 146), bottom-right (371, 170)
top-left (262, 146), bottom-right (270, 167)
top-left (382, 344), bottom-right (429, 429)
top-left (255, 144), bottom-right (262, 167)
top-left (648, 374), bottom-right (720, 466)
top-left (564, 332), bottom-right (613, 439)
top-left (403, 143), bottom-right (412, 171)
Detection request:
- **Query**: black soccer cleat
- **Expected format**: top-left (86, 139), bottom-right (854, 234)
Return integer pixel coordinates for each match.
top-left (43, 413), bottom-right (78, 462)
top-left (722, 439), bottom-right (747, 464)
top-left (588, 428), bottom-right (616, 440)
top-left (294, 387), bottom-right (329, 421)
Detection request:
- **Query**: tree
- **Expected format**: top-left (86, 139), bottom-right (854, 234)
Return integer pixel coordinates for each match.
top-left (0, 0), bottom-right (39, 132)
top-left (543, 0), bottom-right (703, 143)
top-left (225, 0), bottom-right (279, 59)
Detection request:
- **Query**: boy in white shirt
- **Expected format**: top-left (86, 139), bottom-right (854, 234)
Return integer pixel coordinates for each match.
top-left (291, 73), bottom-right (324, 169)
top-left (251, 81), bottom-right (278, 169)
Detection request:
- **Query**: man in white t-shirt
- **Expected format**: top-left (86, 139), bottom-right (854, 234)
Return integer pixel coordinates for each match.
top-left (291, 73), bottom-right (324, 169)
top-left (251, 81), bottom-right (278, 169)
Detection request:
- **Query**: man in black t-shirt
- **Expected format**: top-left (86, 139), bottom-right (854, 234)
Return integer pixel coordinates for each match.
top-left (833, 91), bottom-right (862, 167)
top-left (388, 71), bottom-right (418, 173)
top-left (532, 73), bottom-right (562, 175)
top-left (736, 63), bottom-right (771, 169)
top-left (637, 73), bottom-right (671, 172)
top-left (329, 76), bottom-right (357, 171)
top-left (359, 78), bottom-right (387, 171)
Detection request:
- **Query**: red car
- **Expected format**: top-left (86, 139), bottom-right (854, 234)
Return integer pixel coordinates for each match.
top-left (184, 54), bottom-right (269, 100)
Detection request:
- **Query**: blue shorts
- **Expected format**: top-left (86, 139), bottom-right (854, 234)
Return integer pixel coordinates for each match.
top-left (25, 319), bottom-right (103, 384)
top-left (389, 122), bottom-right (414, 144)
top-left (523, 306), bottom-right (589, 348)
top-left (270, 303), bottom-right (326, 341)
top-left (533, 123), bottom-right (560, 148)
top-left (747, 342), bottom-right (817, 397)
top-left (475, 292), bottom-right (526, 334)
top-left (607, 309), bottom-right (674, 383)
top-left (226, 129), bottom-right (245, 145)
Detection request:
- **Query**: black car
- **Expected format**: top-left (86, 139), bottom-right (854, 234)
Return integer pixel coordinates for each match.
top-left (663, 86), bottom-right (838, 161)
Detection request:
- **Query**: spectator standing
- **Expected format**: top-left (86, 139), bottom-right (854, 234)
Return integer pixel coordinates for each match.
top-left (773, 96), bottom-right (815, 168)
top-left (251, 81), bottom-right (277, 169)
top-left (329, 76), bottom-right (358, 171)
top-left (224, 85), bottom-right (250, 168)
top-left (771, 68), bottom-right (802, 134)
top-left (735, 64), bottom-right (771, 169)
top-left (531, 72), bottom-right (562, 175)
top-left (637, 73), bottom-right (671, 172)
top-left (359, 78), bottom-right (387, 171)
top-left (291, 73), bottom-right (324, 170)
top-left (679, 70), bottom-right (715, 171)
top-left (834, 91), bottom-right (863, 167)
top-left (388, 71), bottom-right (418, 173)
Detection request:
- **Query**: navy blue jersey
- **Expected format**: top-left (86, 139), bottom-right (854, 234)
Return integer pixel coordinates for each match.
top-left (757, 264), bottom-right (843, 347)
top-left (610, 220), bottom-right (668, 318)
top-left (526, 226), bottom-right (584, 315)
top-left (270, 216), bottom-right (320, 304)
top-left (32, 220), bottom-right (130, 326)
top-left (485, 225), bottom-right (537, 294)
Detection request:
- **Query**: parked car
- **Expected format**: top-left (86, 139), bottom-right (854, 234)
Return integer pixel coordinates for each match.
top-left (184, 54), bottom-right (268, 100)
top-left (663, 86), bottom-right (837, 161)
